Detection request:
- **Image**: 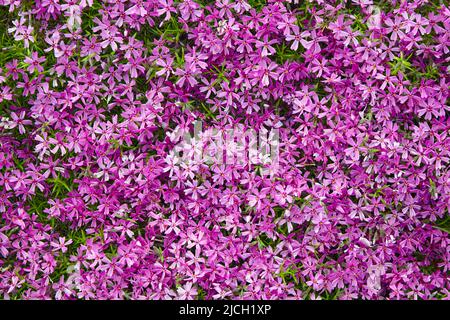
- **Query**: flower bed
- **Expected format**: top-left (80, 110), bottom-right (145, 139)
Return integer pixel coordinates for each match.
top-left (0, 0), bottom-right (449, 300)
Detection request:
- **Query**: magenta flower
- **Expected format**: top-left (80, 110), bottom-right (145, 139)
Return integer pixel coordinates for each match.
top-left (24, 52), bottom-right (46, 73)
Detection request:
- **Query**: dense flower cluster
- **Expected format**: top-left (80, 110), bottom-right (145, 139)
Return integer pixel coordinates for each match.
top-left (0, 0), bottom-right (449, 300)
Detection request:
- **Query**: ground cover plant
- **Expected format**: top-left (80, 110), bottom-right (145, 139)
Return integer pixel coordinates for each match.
top-left (0, 0), bottom-right (449, 300)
